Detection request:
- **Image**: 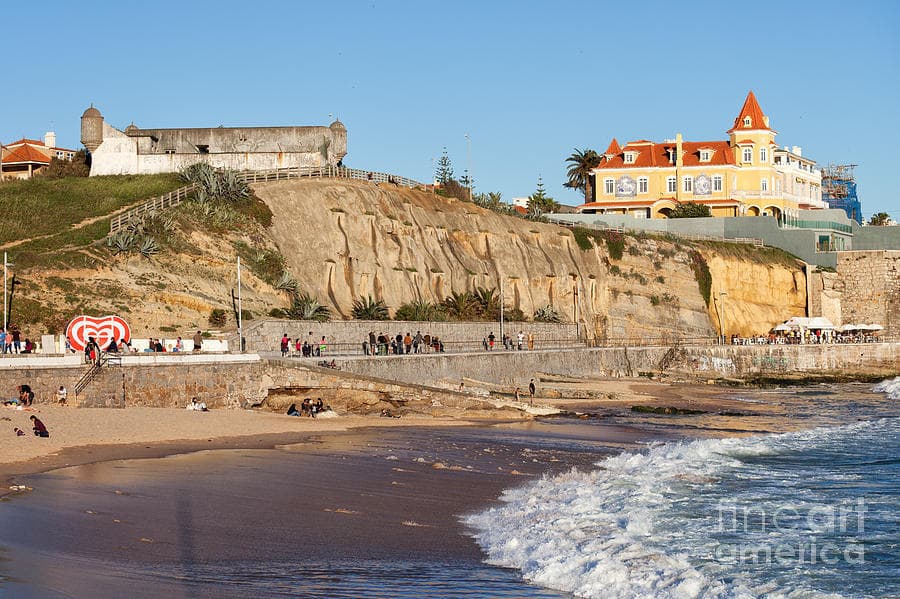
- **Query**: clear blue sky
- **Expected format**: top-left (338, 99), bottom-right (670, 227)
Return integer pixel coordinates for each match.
top-left (3, 0), bottom-right (897, 218)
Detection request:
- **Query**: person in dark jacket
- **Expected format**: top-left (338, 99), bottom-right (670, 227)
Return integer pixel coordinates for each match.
top-left (30, 415), bottom-right (49, 438)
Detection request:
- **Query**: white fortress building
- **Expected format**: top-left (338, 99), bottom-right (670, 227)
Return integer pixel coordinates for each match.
top-left (80, 105), bottom-right (347, 176)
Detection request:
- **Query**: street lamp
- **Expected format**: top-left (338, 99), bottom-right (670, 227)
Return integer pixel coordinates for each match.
top-left (572, 275), bottom-right (580, 340)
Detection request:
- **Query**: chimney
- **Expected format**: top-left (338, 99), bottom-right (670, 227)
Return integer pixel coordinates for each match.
top-left (792, 146), bottom-right (802, 156)
top-left (763, 116), bottom-right (770, 128)
top-left (675, 133), bottom-right (684, 168)
top-left (44, 131), bottom-right (56, 149)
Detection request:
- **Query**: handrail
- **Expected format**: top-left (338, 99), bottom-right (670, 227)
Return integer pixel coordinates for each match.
top-left (109, 166), bottom-right (424, 234)
top-left (73, 351), bottom-right (122, 396)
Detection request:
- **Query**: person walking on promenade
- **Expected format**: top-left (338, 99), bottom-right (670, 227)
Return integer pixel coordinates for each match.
top-left (369, 331), bottom-right (377, 356)
top-left (414, 331), bottom-right (423, 354)
top-left (488, 332), bottom-right (495, 351)
top-left (528, 332), bottom-right (535, 351)
top-left (517, 330), bottom-right (525, 351)
top-left (192, 331), bottom-right (203, 352)
top-left (404, 333), bottom-right (413, 355)
top-left (280, 334), bottom-right (290, 357)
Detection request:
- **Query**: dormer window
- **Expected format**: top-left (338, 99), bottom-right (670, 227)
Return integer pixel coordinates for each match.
top-left (743, 116), bottom-right (752, 127)
top-left (699, 150), bottom-right (711, 162)
top-left (623, 152), bottom-right (637, 164)
top-left (742, 147), bottom-right (752, 162)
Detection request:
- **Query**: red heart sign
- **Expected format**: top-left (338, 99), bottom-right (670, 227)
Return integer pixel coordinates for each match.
top-left (66, 315), bottom-right (132, 352)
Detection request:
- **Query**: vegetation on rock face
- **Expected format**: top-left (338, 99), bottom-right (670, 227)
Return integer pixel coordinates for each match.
top-left (564, 148), bottom-right (602, 202)
top-left (181, 163), bottom-right (249, 203)
top-left (208, 308), bottom-right (227, 327)
top-left (393, 299), bottom-right (446, 322)
top-left (533, 305), bottom-right (562, 323)
top-left (600, 230), bottom-right (625, 260)
top-left (351, 295), bottom-right (389, 320)
top-left (572, 226), bottom-right (595, 251)
top-left (443, 291), bottom-right (479, 320)
top-left (689, 250), bottom-right (712, 306)
top-left (280, 292), bottom-right (331, 322)
top-left (668, 202), bottom-right (712, 218)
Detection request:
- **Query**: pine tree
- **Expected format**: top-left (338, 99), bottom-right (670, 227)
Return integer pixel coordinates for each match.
top-left (527, 176), bottom-right (559, 215)
top-left (435, 147), bottom-right (454, 184)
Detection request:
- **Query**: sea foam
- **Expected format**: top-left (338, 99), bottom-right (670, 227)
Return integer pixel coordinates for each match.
top-left (873, 375), bottom-right (900, 400)
top-left (464, 419), bottom-right (893, 598)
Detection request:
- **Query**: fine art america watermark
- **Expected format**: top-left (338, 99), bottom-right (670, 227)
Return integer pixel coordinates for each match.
top-left (713, 499), bottom-right (866, 565)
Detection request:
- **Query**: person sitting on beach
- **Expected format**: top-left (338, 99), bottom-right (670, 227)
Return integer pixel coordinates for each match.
top-left (30, 415), bottom-right (49, 437)
top-left (57, 385), bottom-right (68, 406)
top-left (186, 397), bottom-right (208, 411)
top-left (18, 384), bottom-right (34, 407)
top-left (286, 403), bottom-right (301, 417)
top-left (14, 427), bottom-right (25, 436)
top-left (22, 339), bottom-right (33, 354)
top-left (300, 398), bottom-right (312, 417)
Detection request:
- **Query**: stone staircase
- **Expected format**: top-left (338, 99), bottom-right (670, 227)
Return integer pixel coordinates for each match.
top-left (74, 354), bottom-right (125, 408)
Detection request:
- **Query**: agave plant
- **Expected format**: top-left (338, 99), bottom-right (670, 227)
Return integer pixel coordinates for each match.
top-left (181, 163), bottom-right (249, 203)
top-left (274, 271), bottom-right (299, 294)
top-left (108, 231), bottom-right (135, 255)
top-left (394, 299), bottom-right (446, 322)
top-left (351, 295), bottom-right (389, 320)
top-left (139, 236), bottom-right (160, 258)
top-left (285, 292), bottom-right (331, 322)
top-left (533, 305), bottom-right (562, 323)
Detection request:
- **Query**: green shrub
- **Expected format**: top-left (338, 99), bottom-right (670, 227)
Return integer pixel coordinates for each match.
top-left (208, 308), bottom-right (227, 327)
top-left (572, 227), bottom-right (594, 251)
top-left (533, 305), bottom-right (562, 323)
top-left (394, 300), bottom-right (446, 321)
top-left (689, 250), bottom-right (712, 306)
top-left (352, 295), bottom-right (389, 320)
top-left (650, 295), bottom-right (660, 306)
top-left (600, 230), bottom-right (625, 260)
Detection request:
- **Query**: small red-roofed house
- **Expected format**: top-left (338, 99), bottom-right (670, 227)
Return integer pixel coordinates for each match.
top-left (0, 133), bottom-right (77, 180)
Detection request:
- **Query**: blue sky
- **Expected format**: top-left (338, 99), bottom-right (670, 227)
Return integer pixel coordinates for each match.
top-left (2, 0), bottom-right (897, 218)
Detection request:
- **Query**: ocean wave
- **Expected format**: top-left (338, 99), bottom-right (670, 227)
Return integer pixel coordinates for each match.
top-left (873, 376), bottom-right (900, 400)
top-left (464, 419), bottom-right (896, 599)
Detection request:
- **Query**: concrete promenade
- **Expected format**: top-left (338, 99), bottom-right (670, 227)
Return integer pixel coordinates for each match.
top-left (2, 342), bottom-right (896, 409)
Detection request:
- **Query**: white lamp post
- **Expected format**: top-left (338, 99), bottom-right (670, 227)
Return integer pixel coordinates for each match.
top-left (3, 252), bottom-right (12, 330)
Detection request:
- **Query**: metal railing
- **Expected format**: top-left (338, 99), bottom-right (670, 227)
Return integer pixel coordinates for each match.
top-left (73, 351), bottom-right (121, 396)
top-left (109, 166), bottom-right (424, 234)
top-left (780, 219), bottom-right (853, 234)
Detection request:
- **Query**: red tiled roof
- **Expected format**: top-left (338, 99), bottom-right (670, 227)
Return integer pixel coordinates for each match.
top-left (595, 140), bottom-right (735, 169)
top-left (1, 144), bottom-right (50, 165)
top-left (728, 90), bottom-right (771, 133)
top-left (5, 138), bottom-right (45, 147)
top-left (735, 139), bottom-right (755, 145)
top-left (603, 138), bottom-right (621, 155)
top-left (513, 205), bottom-right (527, 215)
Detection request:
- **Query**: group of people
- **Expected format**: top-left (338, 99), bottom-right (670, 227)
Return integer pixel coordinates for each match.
top-left (0, 326), bottom-right (33, 354)
top-left (364, 331), bottom-right (444, 356)
top-left (80, 331), bottom-right (206, 362)
top-left (286, 398), bottom-right (328, 418)
top-left (281, 333), bottom-right (328, 358)
top-left (14, 415), bottom-right (48, 438)
top-left (483, 330), bottom-right (535, 352)
top-left (732, 329), bottom-right (883, 346)
top-left (3, 383), bottom-right (50, 438)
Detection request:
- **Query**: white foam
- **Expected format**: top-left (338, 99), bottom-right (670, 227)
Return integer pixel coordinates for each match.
top-left (873, 376), bottom-right (900, 400)
top-left (464, 421), bottom-right (890, 598)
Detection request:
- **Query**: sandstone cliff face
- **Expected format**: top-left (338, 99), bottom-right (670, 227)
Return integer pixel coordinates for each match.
top-left (255, 179), bottom-right (719, 339)
top-left (704, 252), bottom-right (807, 337)
top-left (15, 179), bottom-right (809, 342)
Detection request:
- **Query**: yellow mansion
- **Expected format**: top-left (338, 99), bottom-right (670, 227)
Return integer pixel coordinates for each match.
top-left (577, 92), bottom-right (826, 219)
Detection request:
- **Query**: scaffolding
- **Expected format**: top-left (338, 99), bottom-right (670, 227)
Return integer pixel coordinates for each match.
top-left (821, 164), bottom-right (862, 224)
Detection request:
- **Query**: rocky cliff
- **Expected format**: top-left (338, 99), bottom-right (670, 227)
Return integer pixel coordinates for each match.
top-left (254, 179), bottom-right (807, 339)
top-left (13, 178), bottom-right (809, 341)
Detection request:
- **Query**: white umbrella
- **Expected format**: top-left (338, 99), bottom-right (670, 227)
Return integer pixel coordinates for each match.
top-left (807, 316), bottom-right (835, 330)
top-left (772, 323), bottom-right (791, 332)
top-left (863, 324), bottom-right (884, 331)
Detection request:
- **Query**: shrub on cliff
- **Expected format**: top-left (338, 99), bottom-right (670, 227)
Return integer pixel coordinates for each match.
top-left (669, 202), bottom-right (712, 218)
top-left (283, 292), bottom-right (331, 322)
top-left (689, 250), bottom-right (712, 306)
top-left (351, 295), bottom-right (389, 320)
top-left (600, 230), bottom-right (625, 260)
top-left (394, 300), bottom-right (446, 322)
top-left (533, 305), bottom-right (562, 323)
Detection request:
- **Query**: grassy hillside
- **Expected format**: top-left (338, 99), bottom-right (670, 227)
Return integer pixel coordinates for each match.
top-left (0, 174), bottom-right (184, 269)
top-left (0, 174), bottom-right (183, 244)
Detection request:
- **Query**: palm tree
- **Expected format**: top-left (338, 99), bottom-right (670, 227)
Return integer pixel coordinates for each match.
top-left (869, 212), bottom-right (891, 226)
top-left (443, 291), bottom-right (478, 320)
top-left (285, 292), bottom-right (331, 322)
top-left (473, 286), bottom-right (500, 319)
top-left (564, 148), bottom-right (602, 203)
top-left (394, 299), bottom-right (446, 321)
top-left (351, 295), bottom-right (389, 320)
